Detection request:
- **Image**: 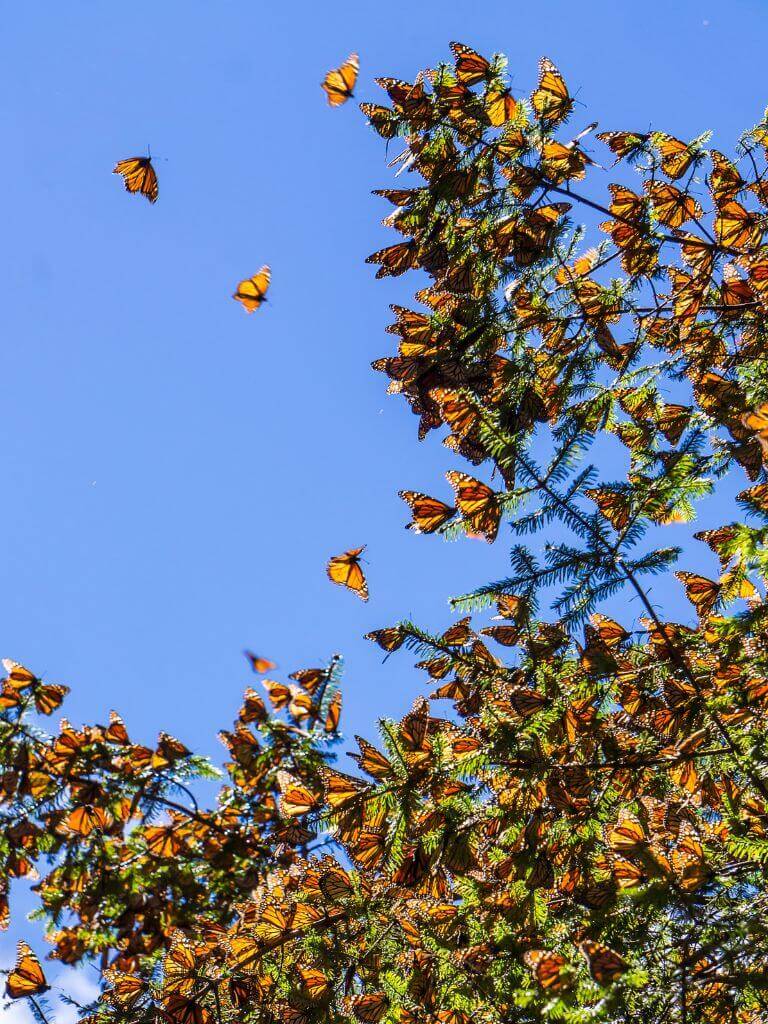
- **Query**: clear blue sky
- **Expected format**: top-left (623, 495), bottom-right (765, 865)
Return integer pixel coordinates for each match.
top-left (3, 1), bottom-right (768, 1011)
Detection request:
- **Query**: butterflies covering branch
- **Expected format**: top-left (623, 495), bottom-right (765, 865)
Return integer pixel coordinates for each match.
top-left (6, 38), bottom-right (768, 1024)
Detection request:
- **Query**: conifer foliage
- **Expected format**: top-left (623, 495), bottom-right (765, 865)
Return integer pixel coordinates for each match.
top-left (4, 41), bottom-right (768, 1024)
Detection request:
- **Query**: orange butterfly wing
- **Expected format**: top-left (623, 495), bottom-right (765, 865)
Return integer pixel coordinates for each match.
top-left (531, 58), bottom-right (572, 125)
top-left (399, 490), bottom-right (456, 533)
top-left (6, 941), bottom-right (49, 999)
top-left (327, 547), bottom-right (369, 600)
top-left (446, 471), bottom-right (500, 542)
top-left (233, 266), bottom-right (271, 312)
top-left (322, 53), bottom-right (359, 106)
top-left (244, 650), bottom-right (277, 673)
top-left (113, 157), bottom-right (158, 203)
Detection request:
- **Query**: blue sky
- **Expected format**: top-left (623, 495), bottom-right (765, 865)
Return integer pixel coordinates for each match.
top-left (3, 0), bottom-right (768, 1012)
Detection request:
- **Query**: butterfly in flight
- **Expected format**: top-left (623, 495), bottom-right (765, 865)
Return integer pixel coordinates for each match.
top-left (6, 941), bottom-right (49, 1000)
top-left (113, 156), bottom-right (158, 203)
top-left (327, 547), bottom-right (368, 600)
top-left (322, 53), bottom-right (359, 106)
top-left (233, 266), bottom-right (271, 312)
top-left (244, 651), bottom-right (277, 674)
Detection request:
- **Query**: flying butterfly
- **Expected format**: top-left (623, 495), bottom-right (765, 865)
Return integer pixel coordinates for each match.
top-left (6, 941), bottom-right (49, 999)
top-left (233, 266), bottom-right (271, 312)
top-left (113, 156), bottom-right (158, 203)
top-left (244, 651), bottom-right (276, 674)
top-left (327, 547), bottom-right (369, 601)
top-left (531, 58), bottom-right (573, 125)
top-left (322, 53), bottom-right (359, 107)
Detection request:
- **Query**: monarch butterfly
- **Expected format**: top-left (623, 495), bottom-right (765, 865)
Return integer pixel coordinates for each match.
top-left (318, 866), bottom-right (353, 902)
top-left (347, 736), bottom-right (394, 780)
top-left (233, 266), bottom-right (271, 312)
top-left (366, 240), bottom-right (418, 278)
top-left (580, 940), bottom-right (628, 985)
top-left (523, 949), bottom-right (571, 992)
top-left (656, 403), bottom-right (691, 445)
top-left (485, 89), bottom-right (517, 127)
top-left (399, 490), bottom-right (456, 533)
top-left (289, 667), bottom-right (327, 694)
top-left (326, 547), bottom-right (369, 601)
top-left (238, 687), bottom-right (268, 724)
top-left (709, 149), bottom-right (744, 202)
top-left (365, 625), bottom-right (405, 651)
top-left (160, 994), bottom-right (210, 1024)
top-left (360, 102), bottom-right (399, 139)
top-left (585, 487), bottom-right (631, 531)
top-left (479, 624), bottom-right (519, 646)
top-left (2, 659), bottom-right (39, 690)
top-left (6, 941), bottom-right (49, 999)
top-left (105, 710), bottom-right (130, 744)
top-left (352, 993), bottom-right (389, 1023)
top-left (34, 682), bottom-right (69, 715)
top-left (65, 803), bottom-right (112, 836)
top-left (441, 617), bottom-right (473, 647)
top-left (324, 689), bottom-right (342, 733)
top-left (446, 470), bottom-right (501, 542)
top-left (675, 571), bottom-right (721, 618)
top-left (320, 766), bottom-right (368, 809)
top-left (143, 824), bottom-right (184, 858)
top-left (714, 200), bottom-right (763, 250)
top-left (276, 772), bottom-right (319, 817)
top-left (742, 402), bottom-right (768, 458)
top-left (531, 57), bottom-right (573, 125)
top-left (113, 156), bottom-right (158, 203)
top-left (322, 53), bottom-right (359, 107)
top-left (590, 612), bottom-right (630, 646)
top-left (163, 940), bottom-right (198, 995)
top-left (298, 968), bottom-right (330, 1003)
top-left (596, 130), bottom-right (649, 161)
top-left (262, 679), bottom-right (291, 710)
top-left (645, 182), bottom-right (702, 228)
top-left (449, 42), bottom-right (491, 85)
top-left (105, 969), bottom-right (145, 1009)
top-left (651, 132), bottom-right (705, 180)
top-left (605, 815), bottom-right (647, 856)
top-left (244, 651), bottom-right (276, 674)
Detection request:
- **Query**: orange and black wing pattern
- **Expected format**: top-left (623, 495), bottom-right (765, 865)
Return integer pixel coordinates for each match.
top-left (233, 266), bottom-right (271, 312)
top-left (322, 53), bottom-right (359, 107)
top-left (6, 941), bottom-right (49, 999)
top-left (113, 156), bottom-right (158, 203)
top-left (327, 547), bottom-right (368, 600)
